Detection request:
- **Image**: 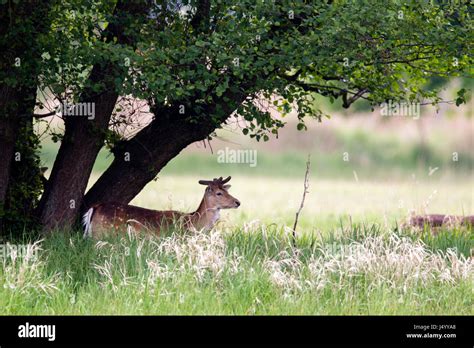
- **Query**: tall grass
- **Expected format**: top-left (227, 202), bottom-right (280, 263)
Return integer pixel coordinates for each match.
top-left (1, 223), bottom-right (472, 315)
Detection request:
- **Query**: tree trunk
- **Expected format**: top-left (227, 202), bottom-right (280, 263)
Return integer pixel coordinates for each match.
top-left (84, 113), bottom-right (215, 205)
top-left (37, 0), bottom-right (150, 232)
top-left (36, 80), bottom-right (118, 231)
top-left (3, 87), bottom-right (43, 235)
top-left (85, 91), bottom-right (247, 207)
top-left (0, 88), bottom-right (20, 206)
top-left (0, 1), bottom-right (54, 233)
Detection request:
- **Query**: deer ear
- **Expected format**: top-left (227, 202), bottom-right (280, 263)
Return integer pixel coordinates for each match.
top-left (223, 184), bottom-right (231, 190)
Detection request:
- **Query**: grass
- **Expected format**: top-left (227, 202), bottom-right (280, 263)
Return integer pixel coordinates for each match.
top-left (8, 109), bottom-right (471, 314)
top-left (127, 175), bottom-right (473, 232)
top-left (2, 170), bottom-right (471, 315)
top-left (38, 142), bottom-right (473, 181)
top-left (38, 116), bottom-right (474, 181)
top-left (0, 222), bottom-right (472, 315)
top-left (2, 171), bottom-right (472, 315)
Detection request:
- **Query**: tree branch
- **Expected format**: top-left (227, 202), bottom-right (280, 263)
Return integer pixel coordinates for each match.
top-left (33, 111), bottom-right (56, 118)
top-left (342, 88), bottom-right (369, 108)
top-left (191, 0), bottom-right (211, 33)
top-left (292, 155), bottom-right (311, 247)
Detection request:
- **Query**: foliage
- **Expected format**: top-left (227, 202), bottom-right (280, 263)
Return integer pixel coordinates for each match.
top-left (2, 123), bottom-right (43, 237)
top-left (30, 0), bottom-right (473, 142)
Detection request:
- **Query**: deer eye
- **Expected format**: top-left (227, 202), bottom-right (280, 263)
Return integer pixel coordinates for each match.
top-left (216, 192), bottom-right (223, 196)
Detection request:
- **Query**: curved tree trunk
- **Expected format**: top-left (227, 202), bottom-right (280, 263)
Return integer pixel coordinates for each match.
top-left (36, 77), bottom-right (118, 231)
top-left (84, 91), bottom-right (247, 207)
top-left (83, 113), bottom-right (215, 206)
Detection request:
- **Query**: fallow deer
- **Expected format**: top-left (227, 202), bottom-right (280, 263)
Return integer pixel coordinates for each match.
top-left (82, 176), bottom-right (240, 239)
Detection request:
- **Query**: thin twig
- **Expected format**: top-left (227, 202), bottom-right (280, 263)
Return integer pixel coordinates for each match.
top-left (292, 155), bottom-right (311, 247)
top-left (33, 110), bottom-right (57, 118)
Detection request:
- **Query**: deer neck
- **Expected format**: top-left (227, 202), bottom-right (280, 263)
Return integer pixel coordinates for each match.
top-left (191, 197), bottom-right (220, 230)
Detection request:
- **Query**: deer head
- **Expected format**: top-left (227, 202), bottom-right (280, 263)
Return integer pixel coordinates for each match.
top-left (198, 176), bottom-right (240, 210)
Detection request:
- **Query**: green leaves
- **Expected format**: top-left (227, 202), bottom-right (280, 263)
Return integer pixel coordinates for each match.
top-left (297, 123), bottom-right (306, 131)
top-left (215, 79), bottom-right (229, 97)
top-left (455, 88), bottom-right (468, 107)
top-left (195, 40), bottom-right (207, 48)
top-left (19, 0), bottom-right (472, 143)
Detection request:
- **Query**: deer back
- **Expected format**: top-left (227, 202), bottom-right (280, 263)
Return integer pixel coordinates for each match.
top-left (90, 203), bottom-right (184, 237)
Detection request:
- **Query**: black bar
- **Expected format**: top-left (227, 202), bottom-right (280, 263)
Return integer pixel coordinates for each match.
top-left (0, 316), bottom-right (472, 346)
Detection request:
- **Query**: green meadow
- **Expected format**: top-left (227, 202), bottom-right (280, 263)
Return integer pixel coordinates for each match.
top-left (2, 106), bottom-right (473, 315)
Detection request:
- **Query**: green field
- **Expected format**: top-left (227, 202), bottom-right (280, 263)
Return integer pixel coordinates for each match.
top-left (2, 111), bottom-right (472, 315)
top-left (1, 174), bottom-right (472, 315)
top-left (1, 223), bottom-right (472, 314)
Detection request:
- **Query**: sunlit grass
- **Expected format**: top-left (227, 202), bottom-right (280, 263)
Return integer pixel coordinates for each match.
top-left (123, 175), bottom-right (473, 233)
top-left (0, 223), bottom-right (472, 315)
top-left (24, 98), bottom-right (473, 315)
